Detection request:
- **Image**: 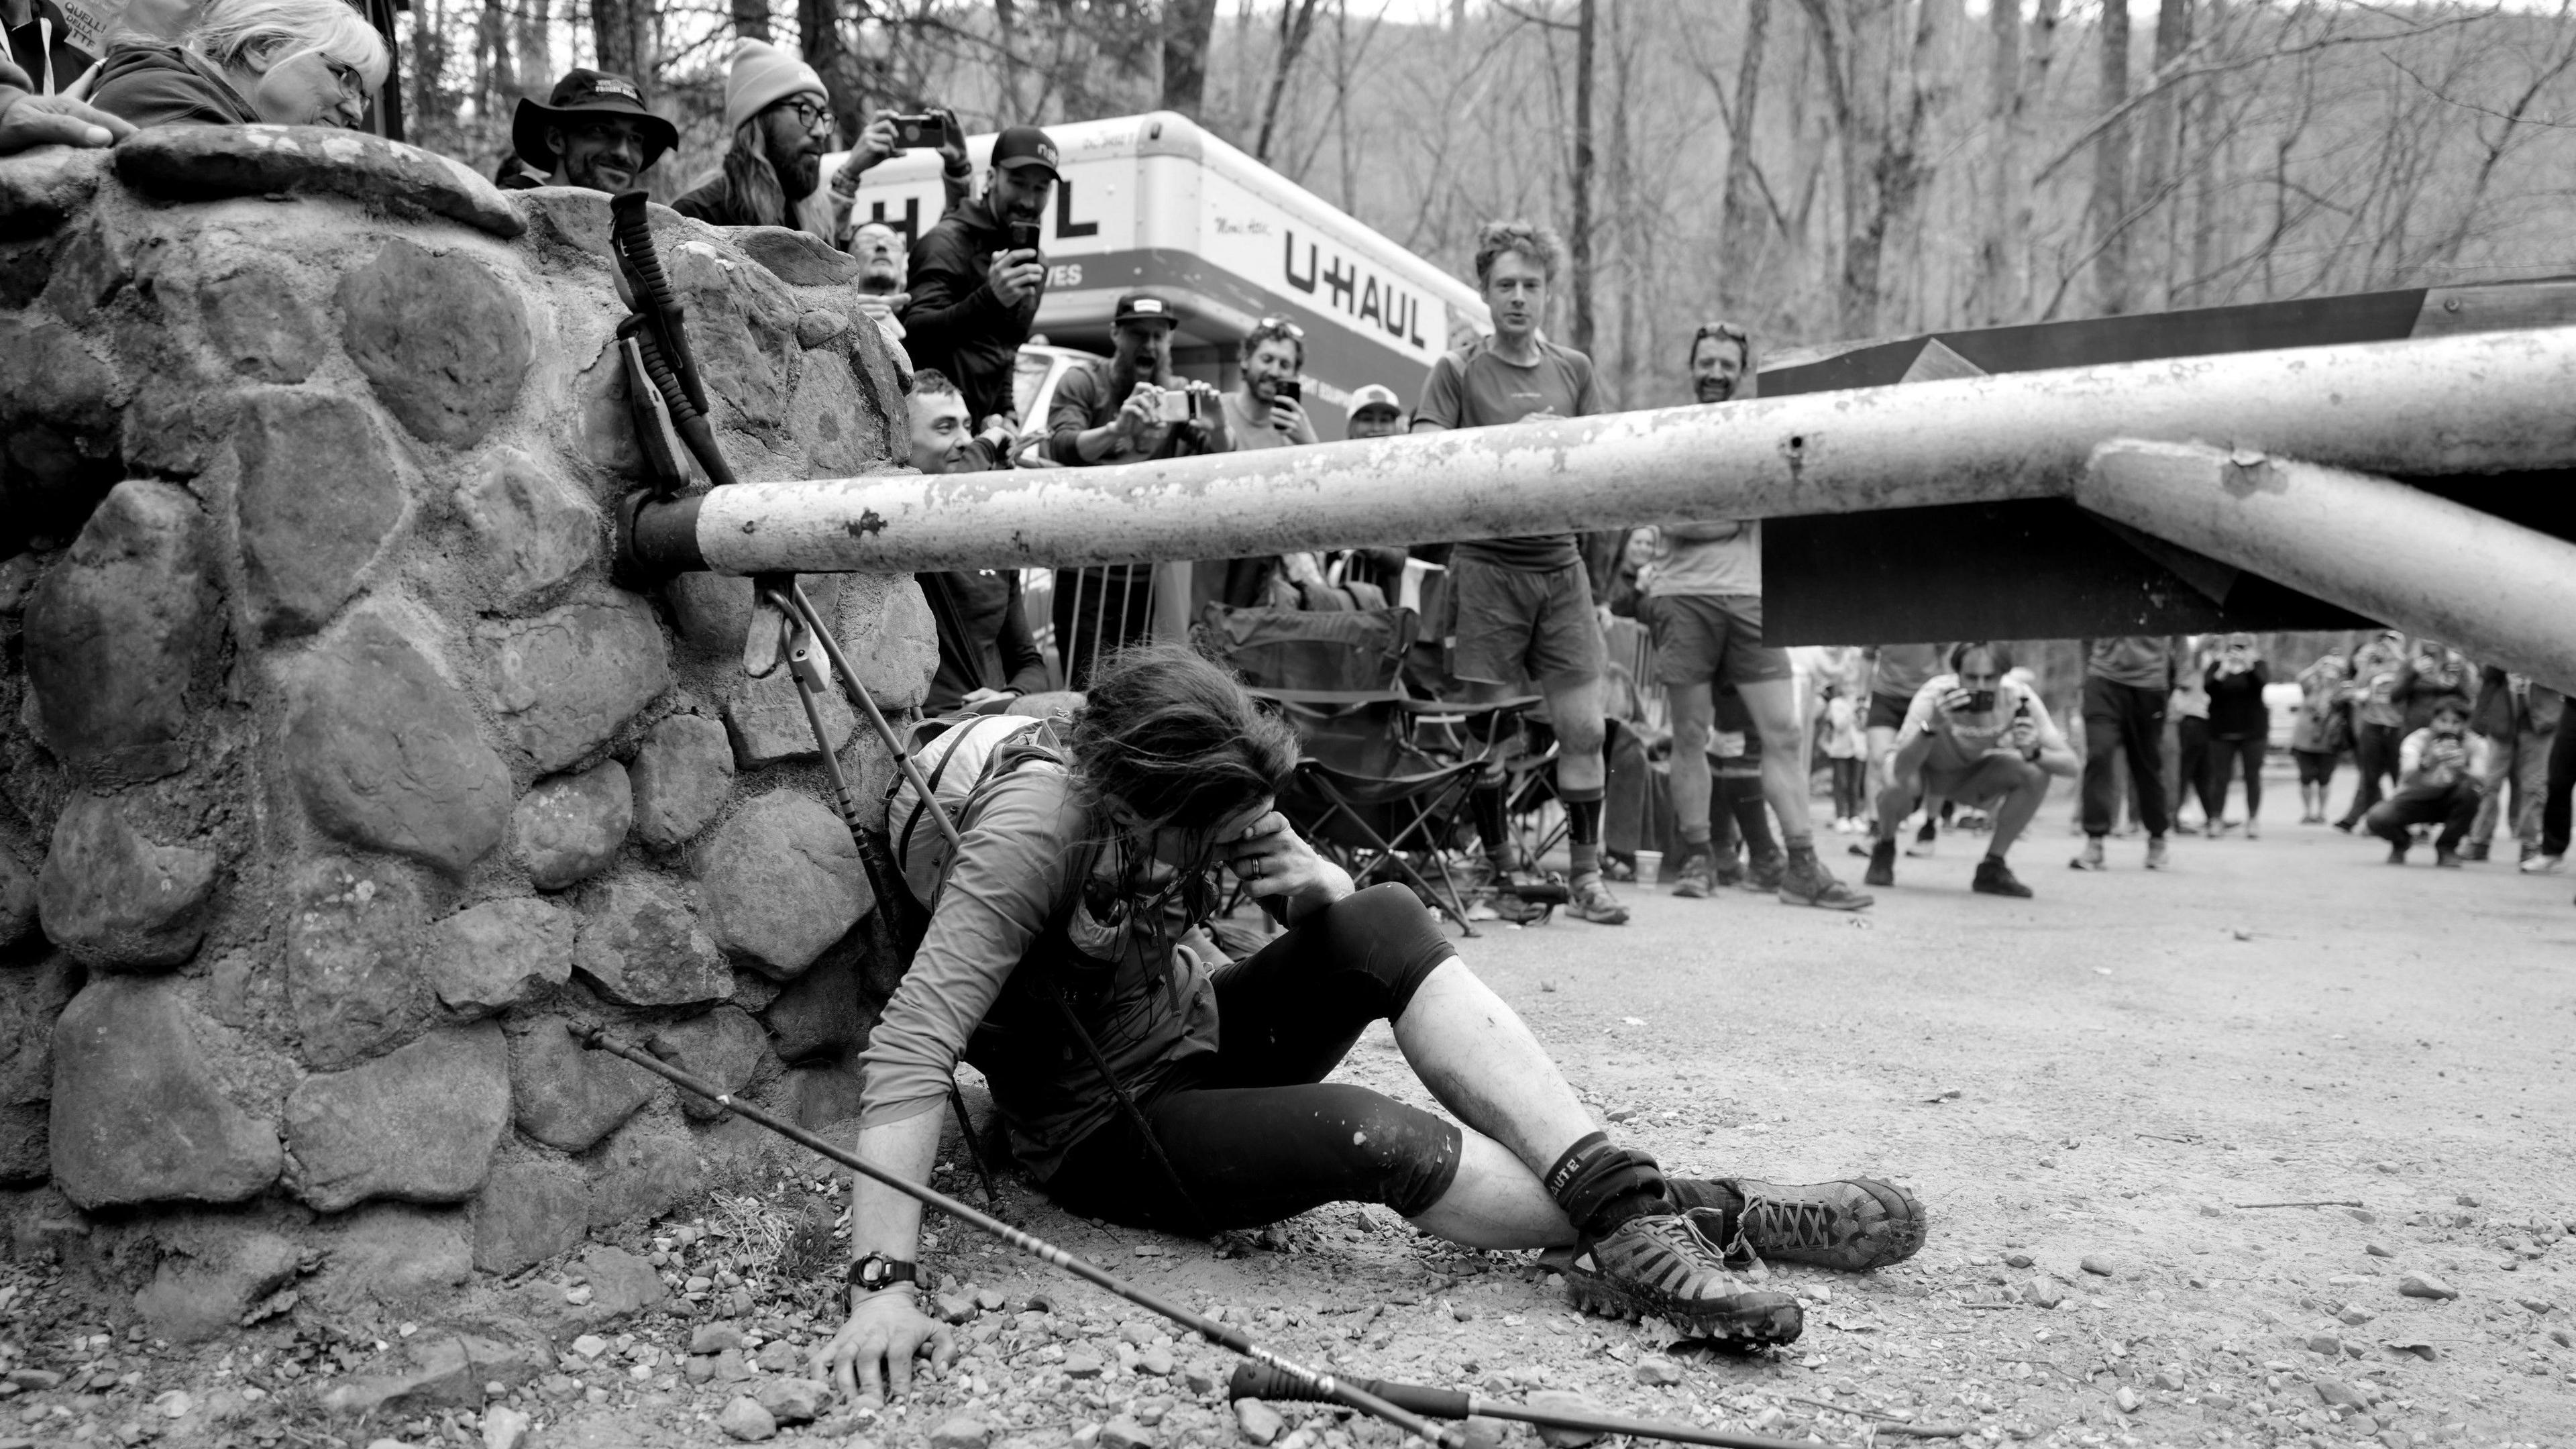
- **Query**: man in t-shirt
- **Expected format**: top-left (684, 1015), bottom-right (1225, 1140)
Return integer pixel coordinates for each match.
top-left (1411, 221), bottom-right (1625, 924)
top-left (2073, 636), bottom-right (2178, 870)
top-left (1208, 317), bottom-right (1327, 608)
top-left (1863, 643), bottom-right (2077, 898)
top-left (1648, 323), bottom-right (1870, 910)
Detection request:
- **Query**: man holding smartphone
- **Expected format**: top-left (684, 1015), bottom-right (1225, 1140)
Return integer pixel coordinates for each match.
top-left (1205, 319), bottom-right (1327, 608)
top-left (1864, 643), bottom-right (2078, 899)
top-left (901, 123), bottom-right (1059, 429)
top-left (2365, 694), bottom-right (2488, 866)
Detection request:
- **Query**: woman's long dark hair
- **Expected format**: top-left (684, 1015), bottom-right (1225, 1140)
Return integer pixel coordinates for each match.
top-left (707, 119), bottom-right (789, 228)
top-left (1067, 643), bottom-right (1300, 835)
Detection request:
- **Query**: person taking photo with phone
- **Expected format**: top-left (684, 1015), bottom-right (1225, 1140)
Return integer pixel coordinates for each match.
top-left (1863, 643), bottom-right (2078, 899)
top-left (1043, 290), bottom-right (1230, 686)
top-left (900, 123), bottom-right (1060, 429)
top-left (2365, 694), bottom-right (2488, 867)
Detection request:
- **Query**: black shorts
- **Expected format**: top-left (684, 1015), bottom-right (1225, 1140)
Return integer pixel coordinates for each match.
top-left (2293, 748), bottom-right (2337, 786)
top-left (1866, 690), bottom-right (1913, 733)
top-left (1040, 884), bottom-right (1466, 1232)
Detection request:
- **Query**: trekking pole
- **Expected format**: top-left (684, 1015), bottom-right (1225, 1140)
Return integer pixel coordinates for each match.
top-left (1226, 1364), bottom-right (1849, 1449)
top-left (572, 1024), bottom-right (1470, 1449)
top-left (768, 583), bottom-right (963, 851)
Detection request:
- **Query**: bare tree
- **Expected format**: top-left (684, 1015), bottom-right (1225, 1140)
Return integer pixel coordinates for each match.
top-left (1254, 1), bottom-right (1330, 161)
top-left (1972, 0), bottom-right (2020, 324)
top-left (731, 0), bottom-right (771, 46)
top-left (1569, 0), bottom-right (1597, 354)
top-left (2090, 0), bottom-right (2131, 314)
top-left (1799, 0), bottom-right (1951, 336)
top-left (1161, 0), bottom-right (1222, 119)
top-left (1717, 0), bottom-right (1773, 315)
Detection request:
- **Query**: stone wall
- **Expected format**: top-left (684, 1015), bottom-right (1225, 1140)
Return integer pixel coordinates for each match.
top-left (0, 125), bottom-right (936, 1338)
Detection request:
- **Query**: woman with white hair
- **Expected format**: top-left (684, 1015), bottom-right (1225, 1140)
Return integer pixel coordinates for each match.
top-left (89, 0), bottom-right (383, 128)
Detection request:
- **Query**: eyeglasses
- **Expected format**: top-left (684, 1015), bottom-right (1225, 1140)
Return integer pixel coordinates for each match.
top-left (783, 97), bottom-right (833, 133)
top-left (321, 54), bottom-right (368, 100)
top-left (1256, 316), bottom-right (1305, 340)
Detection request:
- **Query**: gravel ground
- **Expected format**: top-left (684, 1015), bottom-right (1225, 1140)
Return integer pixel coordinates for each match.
top-left (3, 784), bottom-right (2570, 1449)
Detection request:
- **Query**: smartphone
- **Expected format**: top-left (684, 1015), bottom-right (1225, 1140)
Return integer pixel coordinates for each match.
top-left (1150, 389), bottom-right (1199, 424)
top-left (1006, 220), bottom-right (1042, 254)
top-left (890, 113), bottom-right (943, 150)
top-left (1967, 689), bottom-right (1998, 713)
top-left (1273, 378), bottom-right (1301, 403)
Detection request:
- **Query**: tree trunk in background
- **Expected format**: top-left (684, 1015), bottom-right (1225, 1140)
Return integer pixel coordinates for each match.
top-left (1160, 0), bottom-right (1220, 119)
top-left (1801, 0), bottom-right (1939, 339)
top-left (2020, 0), bottom-right (2057, 318)
top-left (2184, 0), bottom-right (2225, 305)
top-left (1254, 0), bottom-right (1327, 162)
top-left (412, 0), bottom-right (453, 127)
top-left (2090, 0), bottom-right (2132, 315)
top-left (730, 0), bottom-right (771, 44)
top-left (1569, 0), bottom-right (1597, 356)
top-left (513, 0), bottom-right (547, 99)
top-left (590, 0), bottom-right (647, 97)
top-left (1974, 0), bottom-right (2019, 324)
top-left (799, 0), bottom-right (857, 146)
top-left (1607, 0), bottom-right (1636, 405)
top-left (1717, 0), bottom-right (1771, 317)
top-left (2137, 0), bottom-right (2192, 307)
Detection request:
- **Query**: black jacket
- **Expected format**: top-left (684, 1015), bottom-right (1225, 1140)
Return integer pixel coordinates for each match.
top-left (900, 196), bottom-right (1042, 427)
top-left (89, 44), bottom-right (256, 127)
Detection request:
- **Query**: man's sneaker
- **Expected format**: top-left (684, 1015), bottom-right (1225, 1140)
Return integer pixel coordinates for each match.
top-left (2457, 841), bottom-right (2487, 862)
top-left (1905, 821), bottom-right (1937, 857)
top-left (1780, 853), bottom-right (1872, 910)
top-left (2434, 846), bottom-right (2463, 869)
top-left (2070, 837), bottom-right (2107, 871)
top-left (1670, 851), bottom-right (1718, 900)
top-left (2144, 836), bottom-right (2171, 870)
top-left (2522, 853), bottom-right (2564, 875)
top-left (1739, 849), bottom-right (1786, 893)
top-left (2385, 840), bottom-right (2409, 865)
top-left (1862, 838), bottom-right (1896, 889)
top-left (1567, 876), bottom-right (1629, 925)
top-left (1972, 857), bottom-right (2033, 898)
top-left (1670, 1177), bottom-right (1927, 1273)
top-left (1562, 1212), bottom-right (1803, 1344)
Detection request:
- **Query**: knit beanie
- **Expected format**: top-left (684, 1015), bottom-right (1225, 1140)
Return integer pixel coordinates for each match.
top-left (723, 38), bottom-right (827, 136)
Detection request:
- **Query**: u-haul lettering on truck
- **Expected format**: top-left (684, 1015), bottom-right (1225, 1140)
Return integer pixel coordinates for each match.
top-left (1279, 231), bottom-right (1429, 352)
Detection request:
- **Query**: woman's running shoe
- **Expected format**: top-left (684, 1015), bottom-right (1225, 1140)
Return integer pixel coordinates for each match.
top-left (1668, 1175), bottom-right (1927, 1273)
top-left (1562, 1212), bottom-right (1803, 1344)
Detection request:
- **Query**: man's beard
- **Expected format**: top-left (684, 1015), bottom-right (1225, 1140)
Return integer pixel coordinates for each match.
top-left (1696, 377), bottom-right (1735, 403)
top-left (1110, 354), bottom-right (1169, 399)
top-left (858, 261), bottom-right (902, 294)
top-left (780, 149), bottom-right (822, 200)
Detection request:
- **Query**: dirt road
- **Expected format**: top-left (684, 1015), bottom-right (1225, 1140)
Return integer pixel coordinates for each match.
top-left (6, 800), bottom-right (2569, 1449)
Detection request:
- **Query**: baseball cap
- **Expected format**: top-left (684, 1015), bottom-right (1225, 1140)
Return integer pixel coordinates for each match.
top-left (1113, 291), bottom-right (1179, 327)
top-left (991, 124), bottom-right (1061, 178)
top-left (1348, 384), bottom-right (1403, 415)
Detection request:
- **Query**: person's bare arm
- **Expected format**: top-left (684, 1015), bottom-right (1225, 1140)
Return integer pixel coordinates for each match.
top-left (809, 1111), bottom-right (953, 1405)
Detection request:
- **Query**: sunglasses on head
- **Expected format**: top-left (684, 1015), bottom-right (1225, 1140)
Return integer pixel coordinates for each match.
top-left (1256, 316), bottom-right (1305, 340)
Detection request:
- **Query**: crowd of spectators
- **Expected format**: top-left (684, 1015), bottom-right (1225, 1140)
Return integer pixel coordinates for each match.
top-left (8, 23), bottom-right (2565, 922)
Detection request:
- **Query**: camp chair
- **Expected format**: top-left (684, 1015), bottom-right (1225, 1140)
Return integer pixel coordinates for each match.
top-left (1197, 603), bottom-right (1521, 935)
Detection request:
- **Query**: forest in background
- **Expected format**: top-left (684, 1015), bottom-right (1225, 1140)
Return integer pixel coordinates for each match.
top-left (404, 0), bottom-right (2576, 410)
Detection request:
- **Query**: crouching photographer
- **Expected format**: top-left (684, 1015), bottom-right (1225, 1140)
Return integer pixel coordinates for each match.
top-left (2366, 694), bottom-right (2488, 867)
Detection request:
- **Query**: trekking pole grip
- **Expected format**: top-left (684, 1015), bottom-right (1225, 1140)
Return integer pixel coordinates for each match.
top-left (1228, 1363), bottom-right (1468, 1419)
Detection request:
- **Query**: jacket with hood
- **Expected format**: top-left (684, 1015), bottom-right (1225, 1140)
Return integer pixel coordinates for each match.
top-left (89, 44), bottom-right (255, 127)
top-left (900, 195), bottom-right (1043, 427)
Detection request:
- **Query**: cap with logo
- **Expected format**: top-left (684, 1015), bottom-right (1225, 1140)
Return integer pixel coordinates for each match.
top-left (992, 124), bottom-right (1061, 178)
top-left (1113, 291), bottom-right (1179, 327)
top-left (1347, 384), bottom-right (1404, 416)
top-left (512, 69), bottom-right (679, 172)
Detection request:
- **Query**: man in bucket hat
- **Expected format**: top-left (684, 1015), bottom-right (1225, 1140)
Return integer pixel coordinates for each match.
top-left (500, 68), bottom-right (676, 194)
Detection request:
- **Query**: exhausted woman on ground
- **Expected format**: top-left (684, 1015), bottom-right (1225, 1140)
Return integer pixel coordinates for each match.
top-left (812, 646), bottom-right (1924, 1403)
top-left (89, 0), bottom-right (383, 129)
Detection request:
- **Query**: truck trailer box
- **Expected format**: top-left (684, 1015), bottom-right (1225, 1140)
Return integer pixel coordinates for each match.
top-left (832, 111), bottom-right (1490, 439)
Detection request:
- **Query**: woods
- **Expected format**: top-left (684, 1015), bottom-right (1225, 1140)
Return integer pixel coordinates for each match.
top-left (403, 1), bottom-right (2576, 408)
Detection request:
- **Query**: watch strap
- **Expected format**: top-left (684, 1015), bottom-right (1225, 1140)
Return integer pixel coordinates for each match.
top-left (847, 1254), bottom-right (918, 1292)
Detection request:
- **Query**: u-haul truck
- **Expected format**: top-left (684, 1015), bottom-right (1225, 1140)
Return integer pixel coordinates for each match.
top-left (832, 111), bottom-right (1491, 441)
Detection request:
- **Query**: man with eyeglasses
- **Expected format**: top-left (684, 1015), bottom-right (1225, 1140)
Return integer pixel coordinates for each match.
top-left (1644, 323), bottom-right (1872, 911)
top-left (1411, 220), bottom-right (1627, 926)
top-left (500, 69), bottom-right (676, 195)
top-left (674, 40), bottom-right (837, 237)
top-left (901, 123), bottom-right (1061, 434)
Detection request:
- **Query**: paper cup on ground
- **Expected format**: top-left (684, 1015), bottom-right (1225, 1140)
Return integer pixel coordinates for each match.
top-left (1633, 849), bottom-right (1663, 888)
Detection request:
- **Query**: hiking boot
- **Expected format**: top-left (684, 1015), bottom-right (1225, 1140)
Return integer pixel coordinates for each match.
top-left (2457, 841), bottom-right (2487, 862)
top-left (1567, 876), bottom-right (1630, 925)
top-left (1972, 856), bottom-right (2033, 898)
top-left (1863, 838), bottom-right (1896, 889)
top-left (1670, 850), bottom-right (1718, 900)
top-left (1905, 820), bottom-right (1937, 858)
top-left (1780, 852), bottom-right (1872, 910)
top-left (1739, 848), bottom-right (1786, 893)
top-left (1562, 1212), bottom-right (1803, 1344)
top-left (2070, 837), bottom-right (2107, 871)
top-left (2522, 853), bottom-right (2565, 875)
top-left (2384, 839), bottom-right (2410, 865)
top-left (1670, 1177), bottom-right (1928, 1273)
top-left (1713, 849), bottom-right (1748, 888)
top-left (2144, 836), bottom-right (2171, 870)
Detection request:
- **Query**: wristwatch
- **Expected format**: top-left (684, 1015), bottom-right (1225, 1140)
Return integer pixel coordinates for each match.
top-left (847, 1252), bottom-right (918, 1294)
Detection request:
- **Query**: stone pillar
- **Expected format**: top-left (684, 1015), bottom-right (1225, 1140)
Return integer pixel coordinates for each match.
top-left (0, 125), bottom-right (930, 1338)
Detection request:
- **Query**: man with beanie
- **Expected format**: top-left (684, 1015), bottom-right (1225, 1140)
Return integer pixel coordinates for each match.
top-left (901, 123), bottom-right (1059, 429)
top-left (500, 68), bottom-right (676, 195)
top-left (674, 39), bottom-right (835, 237)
